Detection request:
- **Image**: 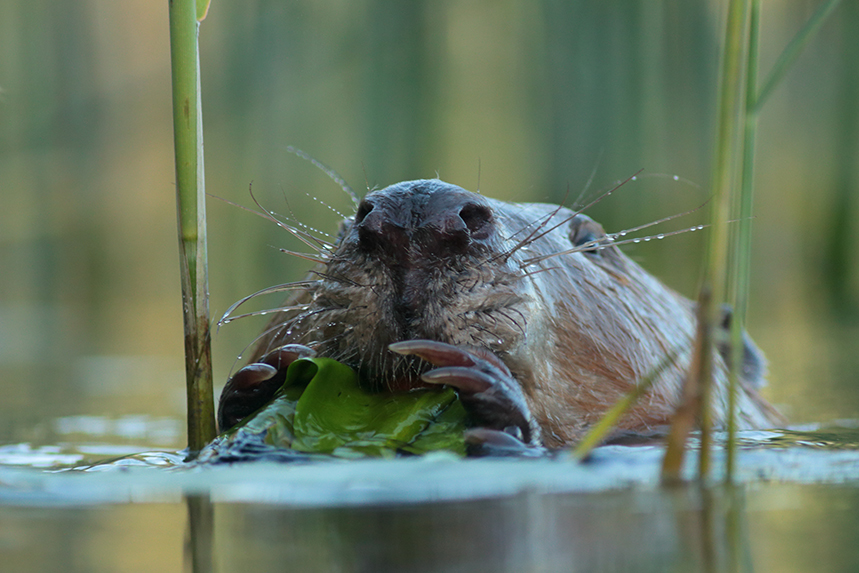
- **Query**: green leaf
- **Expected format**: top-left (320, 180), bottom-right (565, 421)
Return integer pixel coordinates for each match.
top-left (196, 0), bottom-right (212, 22)
top-left (229, 357), bottom-right (467, 457)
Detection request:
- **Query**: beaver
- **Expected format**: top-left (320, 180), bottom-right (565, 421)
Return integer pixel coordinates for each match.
top-left (217, 179), bottom-right (781, 451)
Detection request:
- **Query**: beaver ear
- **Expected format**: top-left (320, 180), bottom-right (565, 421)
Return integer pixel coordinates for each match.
top-left (567, 215), bottom-right (620, 261)
top-left (717, 305), bottom-right (768, 389)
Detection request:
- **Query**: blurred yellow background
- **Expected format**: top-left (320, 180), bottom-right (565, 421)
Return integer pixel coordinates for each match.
top-left (1, 1), bottom-right (857, 448)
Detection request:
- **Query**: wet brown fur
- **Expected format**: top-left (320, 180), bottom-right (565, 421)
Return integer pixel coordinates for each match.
top-left (237, 179), bottom-right (781, 448)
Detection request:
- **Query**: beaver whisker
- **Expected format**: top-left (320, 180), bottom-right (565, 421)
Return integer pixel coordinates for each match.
top-left (504, 203), bottom-right (566, 243)
top-left (219, 280), bottom-right (319, 326)
top-left (214, 191), bottom-right (331, 255)
top-left (494, 308), bottom-right (527, 336)
top-left (455, 272), bottom-right (487, 293)
top-left (487, 203), bottom-right (567, 265)
top-left (515, 265), bottom-right (562, 279)
top-left (521, 223), bottom-right (712, 267)
top-left (227, 311), bottom-right (317, 377)
top-left (317, 330), bottom-right (353, 349)
top-left (469, 312), bottom-right (513, 343)
top-left (495, 169), bottom-right (643, 265)
top-left (602, 199), bottom-right (709, 241)
top-left (604, 224), bottom-right (710, 249)
top-left (261, 307), bottom-right (333, 346)
top-left (277, 248), bottom-right (328, 264)
top-left (469, 331), bottom-right (496, 348)
top-left (469, 323), bottom-right (508, 349)
top-left (510, 170), bottom-right (641, 251)
top-left (477, 171), bottom-right (636, 269)
top-left (286, 146), bottom-right (360, 208)
top-left (500, 183), bottom-right (577, 247)
top-left (276, 219), bottom-right (334, 252)
top-left (312, 270), bottom-right (370, 290)
top-left (218, 303), bottom-right (312, 326)
top-left (269, 201), bottom-right (336, 251)
top-left (274, 193), bottom-right (340, 243)
top-left (302, 193), bottom-right (350, 222)
top-left (245, 185), bottom-right (330, 254)
top-left (271, 208), bottom-right (336, 252)
top-left (463, 309), bottom-right (500, 333)
top-left (572, 153), bottom-right (604, 209)
top-left (509, 305), bottom-right (528, 326)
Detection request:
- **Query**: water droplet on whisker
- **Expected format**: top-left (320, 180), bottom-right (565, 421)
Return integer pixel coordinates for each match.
top-left (673, 175), bottom-right (679, 181)
top-left (657, 234), bottom-right (665, 239)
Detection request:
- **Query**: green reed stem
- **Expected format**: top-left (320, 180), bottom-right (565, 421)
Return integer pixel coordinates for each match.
top-left (726, 0), bottom-right (842, 482)
top-left (726, 0), bottom-right (761, 484)
top-left (169, 0), bottom-right (216, 454)
top-left (662, 0), bottom-right (750, 484)
top-left (661, 288), bottom-right (710, 483)
top-left (699, 0), bottom-right (751, 484)
top-left (753, 0), bottom-right (843, 114)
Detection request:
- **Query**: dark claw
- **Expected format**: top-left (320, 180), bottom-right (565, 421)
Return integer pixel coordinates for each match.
top-left (420, 366), bottom-right (493, 394)
top-left (226, 363), bottom-right (278, 391)
top-left (390, 339), bottom-right (542, 449)
top-left (258, 344), bottom-right (317, 371)
top-left (389, 339), bottom-right (478, 367)
top-left (463, 428), bottom-right (546, 457)
top-left (389, 339), bottom-right (508, 372)
top-left (218, 344), bottom-right (316, 432)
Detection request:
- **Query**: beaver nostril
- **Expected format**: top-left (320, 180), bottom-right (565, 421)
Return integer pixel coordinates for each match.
top-left (355, 200), bottom-right (374, 224)
top-left (459, 204), bottom-right (492, 238)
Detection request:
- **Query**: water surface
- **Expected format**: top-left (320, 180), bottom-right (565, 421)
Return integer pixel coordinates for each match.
top-left (3, 425), bottom-right (859, 572)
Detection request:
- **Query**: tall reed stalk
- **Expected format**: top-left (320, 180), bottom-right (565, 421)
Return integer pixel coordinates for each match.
top-left (662, 0), bottom-right (752, 484)
top-left (169, 0), bottom-right (216, 454)
top-left (725, 0), bottom-right (761, 482)
top-left (726, 0), bottom-right (842, 480)
top-left (662, 0), bottom-right (842, 484)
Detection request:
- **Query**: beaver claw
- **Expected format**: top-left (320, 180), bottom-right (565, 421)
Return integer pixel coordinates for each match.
top-left (389, 340), bottom-right (543, 451)
top-left (218, 344), bottom-right (316, 432)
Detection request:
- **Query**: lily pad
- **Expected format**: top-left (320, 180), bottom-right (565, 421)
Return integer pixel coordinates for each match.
top-left (230, 357), bottom-right (467, 457)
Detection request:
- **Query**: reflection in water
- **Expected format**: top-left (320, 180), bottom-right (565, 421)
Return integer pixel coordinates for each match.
top-left (189, 487), bottom-right (715, 572)
top-left (185, 495), bottom-right (214, 573)
top-left (177, 482), bottom-right (859, 573)
top-left (3, 431), bottom-right (859, 572)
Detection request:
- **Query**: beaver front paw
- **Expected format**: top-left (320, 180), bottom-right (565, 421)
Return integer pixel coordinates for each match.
top-left (218, 344), bottom-right (316, 432)
top-left (389, 340), bottom-right (544, 455)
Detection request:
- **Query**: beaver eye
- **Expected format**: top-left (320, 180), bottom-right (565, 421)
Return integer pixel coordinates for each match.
top-left (575, 231), bottom-right (600, 254)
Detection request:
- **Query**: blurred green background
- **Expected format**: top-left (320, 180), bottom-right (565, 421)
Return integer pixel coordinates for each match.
top-left (1, 0), bottom-right (857, 449)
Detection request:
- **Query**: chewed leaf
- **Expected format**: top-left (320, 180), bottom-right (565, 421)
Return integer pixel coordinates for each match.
top-left (289, 358), bottom-right (466, 455)
top-left (221, 357), bottom-right (467, 458)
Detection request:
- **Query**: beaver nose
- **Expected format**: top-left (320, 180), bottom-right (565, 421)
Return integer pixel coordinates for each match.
top-left (354, 201), bottom-right (411, 254)
top-left (354, 196), bottom-right (493, 257)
